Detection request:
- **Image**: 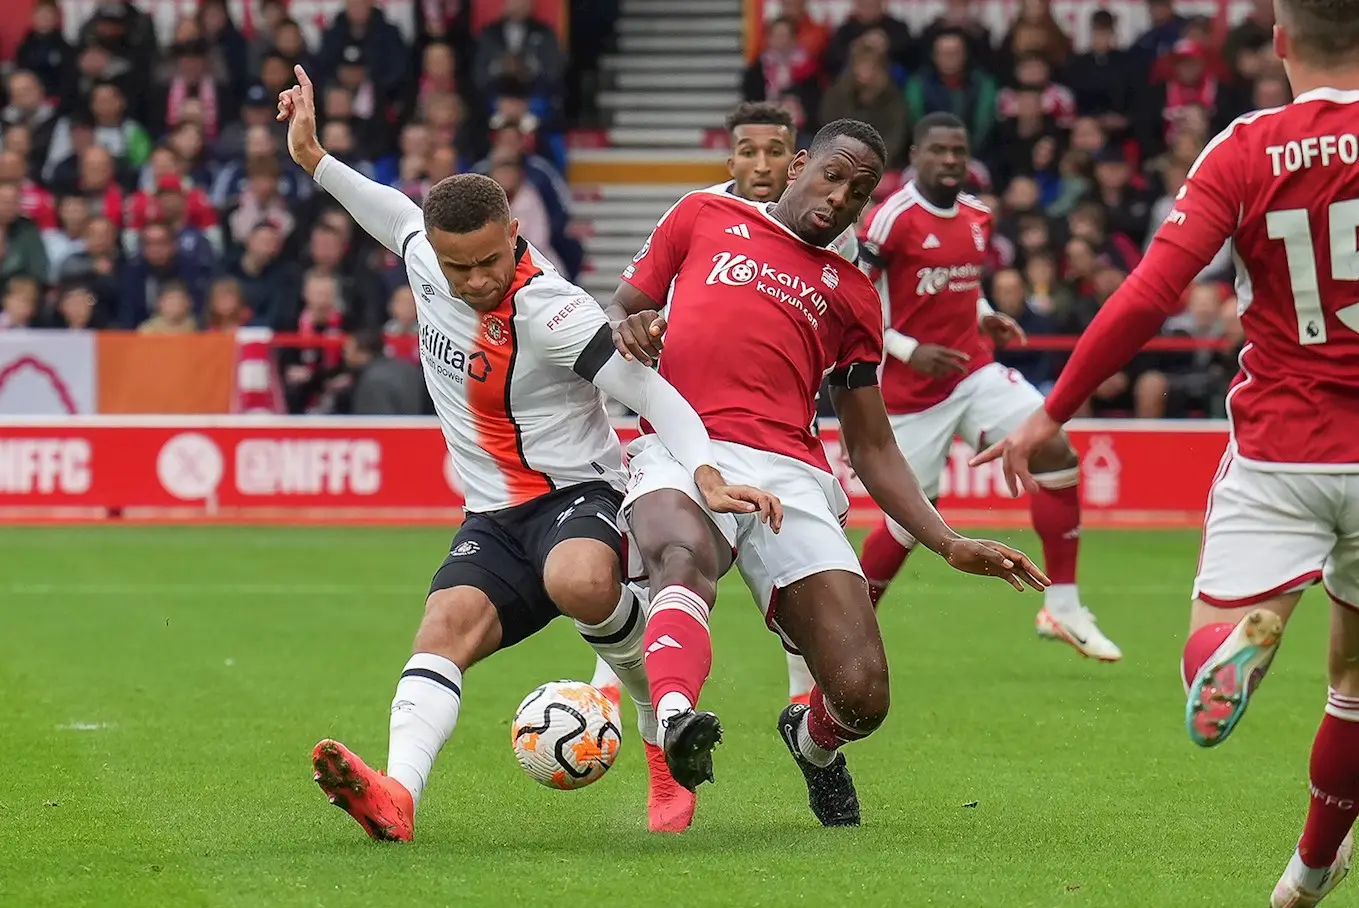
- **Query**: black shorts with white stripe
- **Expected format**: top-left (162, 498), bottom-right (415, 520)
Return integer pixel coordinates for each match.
top-left (429, 481), bottom-right (624, 650)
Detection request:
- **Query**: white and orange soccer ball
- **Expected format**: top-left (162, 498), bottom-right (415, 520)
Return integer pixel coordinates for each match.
top-left (511, 680), bottom-right (622, 789)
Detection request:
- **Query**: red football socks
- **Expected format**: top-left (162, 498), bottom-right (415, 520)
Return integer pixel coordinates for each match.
top-left (1181, 622), bottom-right (1235, 688)
top-left (859, 519), bottom-right (910, 608)
top-left (1030, 475), bottom-right (1081, 587)
top-left (805, 685), bottom-right (872, 751)
top-left (1299, 692), bottom-right (1359, 869)
top-left (643, 585), bottom-right (713, 717)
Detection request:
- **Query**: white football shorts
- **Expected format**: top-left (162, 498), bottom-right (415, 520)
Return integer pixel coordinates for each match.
top-left (887, 361), bottom-right (1045, 501)
top-left (1194, 452), bottom-right (1359, 609)
top-left (619, 435), bottom-right (861, 650)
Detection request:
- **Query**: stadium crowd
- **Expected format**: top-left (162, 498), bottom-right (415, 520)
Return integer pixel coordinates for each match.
top-left (748, 0), bottom-right (1275, 418)
top-left (0, 0), bottom-right (584, 413)
top-left (0, 0), bottom-right (1270, 418)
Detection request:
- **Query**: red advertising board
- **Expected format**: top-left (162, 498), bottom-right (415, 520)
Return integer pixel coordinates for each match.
top-left (0, 417), bottom-right (1228, 526)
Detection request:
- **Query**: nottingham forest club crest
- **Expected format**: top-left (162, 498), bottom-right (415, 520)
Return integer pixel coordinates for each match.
top-left (482, 314), bottom-right (509, 346)
top-left (971, 222), bottom-right (986, 251)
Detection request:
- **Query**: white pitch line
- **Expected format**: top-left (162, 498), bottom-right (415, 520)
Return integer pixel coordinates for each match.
top-left (2, 583), bottom-right (421, 596)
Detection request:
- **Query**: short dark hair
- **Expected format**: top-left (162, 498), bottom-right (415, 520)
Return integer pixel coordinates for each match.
top-left (808, 118), bottom-right (887, 167)
top-left (1090, 9), bottom-right (1116, 28)
top-left (912, 111), bottom-right (967, 145)
top-left (725, 101), bottom-right (795, 137)
top-left (351, 328), bottom-right (385, 358)
top-left (422, 173), bottom-right (511, 234)
top-left (1277, 0), bottom-right (1359, 65)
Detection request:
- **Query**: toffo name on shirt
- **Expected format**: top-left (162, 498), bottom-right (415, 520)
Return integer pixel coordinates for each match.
top-left (1266, 134), bottom-right (1359, 177)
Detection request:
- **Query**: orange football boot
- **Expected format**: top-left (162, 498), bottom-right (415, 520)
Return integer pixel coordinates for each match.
top-left (311, 739), bottom-right (415, 842)
top-left (645, 740), bottom-right (696, 833)
top-left (599, 681), bottom-right (622, 713)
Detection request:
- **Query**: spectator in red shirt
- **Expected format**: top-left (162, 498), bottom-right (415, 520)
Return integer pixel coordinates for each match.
top-left (997, 53), bottom-right (1076, 129)
top-left (743, 17), bottom-right (821, 106)
top-left (126, 166), bottom-right (221, 254)
top-left (778, 0), bottom-right (830, 65)
top-left (0, 149), bottom-right (56, 231)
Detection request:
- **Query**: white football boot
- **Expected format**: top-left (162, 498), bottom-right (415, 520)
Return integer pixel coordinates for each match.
top-left (1036, 592), bottom-right (1122, 662)
top-left (1272, 832), bottom-right (1354, 907)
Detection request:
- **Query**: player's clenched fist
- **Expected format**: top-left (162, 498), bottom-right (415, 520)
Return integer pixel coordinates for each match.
top-left (694, 465), bottom-right (783, 532)
top-left (940, 537), bottom-right (1050, 591)
top-left (613, 309), bottom-right (666, 366)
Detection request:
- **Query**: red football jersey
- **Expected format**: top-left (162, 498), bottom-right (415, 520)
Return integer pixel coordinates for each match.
top-left (622, 192), bottom-right (883, 473)
top-left (1156, 87), bottom-right (1359, 468)
top-left (858, 181), bottom-right (993, 413)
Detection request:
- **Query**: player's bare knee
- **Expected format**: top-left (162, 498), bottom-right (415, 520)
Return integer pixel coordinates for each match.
top-left (414, 587), bottom-right (501, 667)
top-left (647, 539), bottom-right (719, 603)
top-left (821, 652), bottom-right (891, 733)
top-left (542, 539), bottom-right (621, 624)
top-left (1028, 430), bottom-right (1078, 475)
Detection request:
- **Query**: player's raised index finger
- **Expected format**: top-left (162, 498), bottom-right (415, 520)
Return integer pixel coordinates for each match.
top-left (294, 64), bottom-right (314, 96)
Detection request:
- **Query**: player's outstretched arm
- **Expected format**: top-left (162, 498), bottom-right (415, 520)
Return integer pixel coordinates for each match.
top-left (831, 383), bottom-right (1048, 591)
top-left (969, 236), bottom-right (1217, 495)
top-left (277, 64), bottom-right (422, 256)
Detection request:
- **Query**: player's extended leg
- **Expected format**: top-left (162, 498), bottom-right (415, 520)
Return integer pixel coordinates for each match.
top-left (313, 584), bottom-right (502, 842)
top-left (627, 488), bottom-right (733, 793)
top-left (857, 402), bottom-right (957, 607)
top-left (1026, 431), bottom-right (1122, 661)
top-left (1183, 458), bottom-right (1334, 747)
top-left (775, 569), bottom-right (889, 827)
top-left (1272, 596), bottom-right (1359, 907)
top-left (540, 534), bottom-right (693, 833)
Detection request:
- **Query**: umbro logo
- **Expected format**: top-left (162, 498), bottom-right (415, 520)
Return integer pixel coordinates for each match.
top-left (645, 634), bottom-right (682, 656)
top-left (922, 234), bottom-right (941, 249)
top-left (724, 223), bottom-right (751, 239)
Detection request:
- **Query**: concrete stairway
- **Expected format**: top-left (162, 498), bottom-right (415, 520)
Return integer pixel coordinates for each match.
top-left (567, 0), bottom-right (746, 298)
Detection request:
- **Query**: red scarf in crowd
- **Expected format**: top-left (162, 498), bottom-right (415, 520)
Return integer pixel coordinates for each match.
top-left (1164, 77), bottom-right (1217, 139)
top-left (298, 307), bottom-right (345, 370)
top-left (166, 75), bottom-right (220, 140)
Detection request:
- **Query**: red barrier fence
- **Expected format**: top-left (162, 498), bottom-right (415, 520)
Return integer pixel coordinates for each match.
top-left (0, 416), bottom-right (1227, 528)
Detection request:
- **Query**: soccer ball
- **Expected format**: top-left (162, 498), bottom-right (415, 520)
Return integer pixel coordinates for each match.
top-left (511, 680), bottom-right (622, 790)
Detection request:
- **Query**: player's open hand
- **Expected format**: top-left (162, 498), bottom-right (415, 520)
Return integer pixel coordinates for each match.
top-left (907, 344), bottom-right (970, 378)
top-left (969, 406), bottom-right (1063, 497)
top-left (613, 309), bottom-right (666, 366)
top-left (940, 537), bottom-right (1050, 591)
top-left (694, 465), bottom-right (783, 532)
top-left (981, 312), bottom-right (1027, 348)
top-left (276, 64), bottom-right (324, 174)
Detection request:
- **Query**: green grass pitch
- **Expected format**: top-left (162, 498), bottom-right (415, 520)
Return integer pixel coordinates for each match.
top-left (0, 525), bottom-right (1339, 907)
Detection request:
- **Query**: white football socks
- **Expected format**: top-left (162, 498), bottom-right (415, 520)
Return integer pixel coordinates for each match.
top-left (795, 711), bottom-right (838, 768)
top-left (576, 585), bottom-right (658, 745)
top-left (786, 652), bottom-right (814, 701)
top-left (656, 692), bottom-right (694, 749)
top-left (1044, 583), bottom-right (1083, 620)
top-left (387, 652), bottom-right (462, 805)
top-left (589, 655), bottom-right (620, 690)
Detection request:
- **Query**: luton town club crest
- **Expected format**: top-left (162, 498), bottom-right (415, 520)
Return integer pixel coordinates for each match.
top-left (483, 315), bottom-right (508, 346)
